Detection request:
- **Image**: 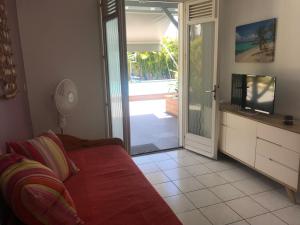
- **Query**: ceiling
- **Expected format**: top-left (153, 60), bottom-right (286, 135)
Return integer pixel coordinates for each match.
top-left (125, 1), bottom-right (178, 51)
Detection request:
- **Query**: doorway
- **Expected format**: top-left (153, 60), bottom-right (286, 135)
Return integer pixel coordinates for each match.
top-left (125, 1), bottom-right (180, 155)
top-left (181, 0), bottom-right (220, 159)
top-left (101, 0), bottom-right (220, 159)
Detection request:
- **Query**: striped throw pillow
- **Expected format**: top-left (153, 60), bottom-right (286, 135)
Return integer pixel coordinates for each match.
top-left (0, 154), bottom-right (84, 225)
top-left (7, 130), bottom-right (79, 181)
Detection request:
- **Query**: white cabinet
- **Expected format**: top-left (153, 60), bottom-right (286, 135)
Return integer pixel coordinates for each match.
top-left (219, 110), bottom-right (300, 201)
top-left (225, 113), bottom-right (257, 167)
top-left (255, 125), bottom-right (300, 190)
top-left (220, 112), bottom-right (256, 166)
top-left (219, 112), bottom-right (227, 152)
top-left (255, 138), bottom-right (299, 189)
top-left (257, 123), bottom-right (300, 154)
top-left (219, 125), bottom-right (227, 152)
top-left (256, 138), bottom-right (299, 172)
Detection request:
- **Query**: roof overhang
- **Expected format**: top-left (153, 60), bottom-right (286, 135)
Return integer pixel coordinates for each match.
top-left (126, 1), bottom-right (178, 51)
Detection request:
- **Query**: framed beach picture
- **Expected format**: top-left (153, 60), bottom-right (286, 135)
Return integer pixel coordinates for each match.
top-left (235, 18), bottom-right (277, 63)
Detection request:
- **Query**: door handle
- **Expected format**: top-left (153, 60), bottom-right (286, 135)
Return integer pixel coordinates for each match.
top-left (204, 85), bottom-right (217, 100)
top-left (205, 89), bottom-right (216, 93)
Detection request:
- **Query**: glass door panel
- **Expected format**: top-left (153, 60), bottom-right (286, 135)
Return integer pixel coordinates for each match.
top-left (188, 22), bottom-right (215, 139)
top-left (106, 18), bottom-right (124, 139)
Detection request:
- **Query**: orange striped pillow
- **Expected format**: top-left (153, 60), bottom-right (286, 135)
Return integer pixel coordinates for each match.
top-left (7, 131), bottom-right (79, 181)
top-left (0, 154), bottom-right (83, 225)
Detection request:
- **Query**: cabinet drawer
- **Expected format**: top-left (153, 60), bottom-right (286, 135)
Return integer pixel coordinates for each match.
top-left (227, 113), bottom-right (257, 131)
top-left (255, 154), bottom-right (299, 189)
top-left (256, 139), bottom-right (300, 171)
top-left (257, 123), bottom-right (300, 153)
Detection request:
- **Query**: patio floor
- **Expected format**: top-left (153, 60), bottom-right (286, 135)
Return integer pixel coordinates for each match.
top-left (130, 99), bottom-right (179, 155)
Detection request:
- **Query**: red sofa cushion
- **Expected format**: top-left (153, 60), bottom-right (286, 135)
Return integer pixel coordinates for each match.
top-left (0, 154), bottom-right (83, 225)
top-left (7, 131), bottom-right (79, 181)
top-left (65, 145), bottom-right (182, 225)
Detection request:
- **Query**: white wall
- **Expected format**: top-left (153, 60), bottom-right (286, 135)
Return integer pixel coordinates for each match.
top-left (219, 0), bottom-right (300, 118)
top-left (0, 0), bottom-right (32, 151)
top-left (17, 0), bottom-right (107, 139)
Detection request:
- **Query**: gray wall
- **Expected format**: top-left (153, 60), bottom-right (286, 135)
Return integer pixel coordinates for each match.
top-left (16, 0), bottom-right (107, 139)
top-left (0, 0), bottom-right (32, 151)
top-left (219, 0), bottom-right (300, 118)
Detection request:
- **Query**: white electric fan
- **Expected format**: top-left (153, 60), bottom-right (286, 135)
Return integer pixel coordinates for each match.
top-left (54, 79), bottom-right (78, 134)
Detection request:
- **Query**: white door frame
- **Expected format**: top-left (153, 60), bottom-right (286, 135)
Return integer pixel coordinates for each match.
top-left (178, 3), bottom-right (184, 147)
top-left (180, 0), bottom-right (220, 159)
top-left (124, 2), bottom-right (185, 150)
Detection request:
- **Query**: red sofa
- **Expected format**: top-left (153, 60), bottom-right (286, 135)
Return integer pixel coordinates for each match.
top-left (0, 135), bottom-right (182, 225)
top-left (59, 135), bottom-right (183, 225)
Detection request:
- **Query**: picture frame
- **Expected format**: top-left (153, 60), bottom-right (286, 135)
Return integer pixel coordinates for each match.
top-left (235, 18), bottom-right (277, 63)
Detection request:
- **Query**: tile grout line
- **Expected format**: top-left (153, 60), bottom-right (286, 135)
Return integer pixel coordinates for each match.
top-left (180, 188), bottom-right (216, 225)
top-left (269, 211), bottom-right (290, 225)
top-left (141, 151), bottom-right (267, 202)
top-left (161, 153), bottom-right (246, 225)
top-left (158, 149), bottom-right (220, 224)
top-left (135, 149), bottom-right (296, 225)
top-left (227, 220), bottom-right (251, 225)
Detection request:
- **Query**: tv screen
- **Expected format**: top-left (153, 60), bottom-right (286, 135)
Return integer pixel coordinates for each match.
top-left (245, 75), bottom-right (276, 114)
top-left (231, 74), bottom-right (276, 114)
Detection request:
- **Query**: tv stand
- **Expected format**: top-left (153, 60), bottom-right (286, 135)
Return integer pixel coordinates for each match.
top-left (238, 108), bottom-right (259, 116)
top-left (219, 103), bottom-right (300, 203)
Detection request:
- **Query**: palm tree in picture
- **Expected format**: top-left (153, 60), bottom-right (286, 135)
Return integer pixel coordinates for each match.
top-left (257, 27), bottom-right (268, 51)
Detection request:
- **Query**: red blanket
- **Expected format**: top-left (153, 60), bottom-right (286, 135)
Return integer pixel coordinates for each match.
top-left (65, 145), bottom-right (182, 225)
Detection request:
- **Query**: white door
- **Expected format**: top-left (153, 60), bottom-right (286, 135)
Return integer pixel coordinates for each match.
top-left (181, 0), bottom-right (219, 159)
top-left (100, 0), bottom-right (131, 152)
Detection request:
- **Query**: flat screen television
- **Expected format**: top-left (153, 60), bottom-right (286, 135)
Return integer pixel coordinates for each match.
top-left (231, 74), bottom-right (276, 114)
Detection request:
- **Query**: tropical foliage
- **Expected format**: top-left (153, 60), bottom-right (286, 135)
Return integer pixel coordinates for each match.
top-left (128, 38), bottom-right (178, 80)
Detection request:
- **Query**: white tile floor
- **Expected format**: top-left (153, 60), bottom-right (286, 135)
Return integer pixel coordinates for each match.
top-left (132, 149), bottom-right (300, 225)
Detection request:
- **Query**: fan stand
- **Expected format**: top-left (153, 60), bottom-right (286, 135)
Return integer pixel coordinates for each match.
top-left (58, 114), bottom-right (67, 134)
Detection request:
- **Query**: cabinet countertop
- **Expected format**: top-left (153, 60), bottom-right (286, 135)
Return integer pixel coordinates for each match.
top-left (220, 103), bottom-right (300, 135)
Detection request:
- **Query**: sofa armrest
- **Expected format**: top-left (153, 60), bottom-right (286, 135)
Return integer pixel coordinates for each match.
top-left (56, 134), bottom-right (124, 151)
